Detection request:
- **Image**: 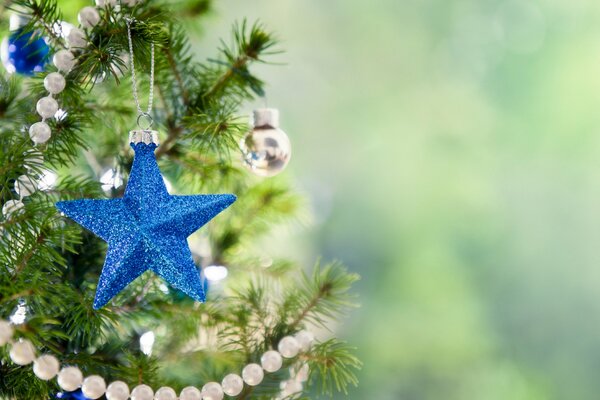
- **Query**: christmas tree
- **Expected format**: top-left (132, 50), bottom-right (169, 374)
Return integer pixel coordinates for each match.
top-left (0, 0), bottom-right (361, 398)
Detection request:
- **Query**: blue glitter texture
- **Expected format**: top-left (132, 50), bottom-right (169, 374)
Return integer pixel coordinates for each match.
top-left (3, 29), bottom-right (49, 75)
top-left (56, 142), bottom-right (236, 309)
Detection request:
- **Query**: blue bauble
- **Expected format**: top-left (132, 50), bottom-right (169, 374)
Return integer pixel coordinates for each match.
top-left (55, 389), bottom-right (91, 400)
top-left (1, 29), bottom-right (50, 75)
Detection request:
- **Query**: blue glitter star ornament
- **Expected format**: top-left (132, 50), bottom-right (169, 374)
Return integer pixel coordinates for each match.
top-left (56, 131), bottom-right (236, 309)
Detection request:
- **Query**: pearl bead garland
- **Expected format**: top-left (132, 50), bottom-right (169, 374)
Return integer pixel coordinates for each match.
top-left (82, 375), bottom-right (107, 399)
top-left (106, 381), bottom-right (130, 400)
top-left (0, 318), bottom-right (314, 399)
top-left (154, 386), bottom-right (177, 400)
top-left (5, 0), bottom-right (104, 223)
top-left (33, 354), bottom-right (60, 380)
top-left (58, 366), bottom-right (84, 391)
top-left (278, 336), bottom-right (300, 358)
top-left (221, 374), bottom-right (244, 396)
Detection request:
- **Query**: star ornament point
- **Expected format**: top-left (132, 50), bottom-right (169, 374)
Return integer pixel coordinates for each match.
top-left (56, 142), bottom-right (236, 309)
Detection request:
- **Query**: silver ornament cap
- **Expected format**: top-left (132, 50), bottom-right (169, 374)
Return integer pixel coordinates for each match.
top-left (253, 108), bottom-right (279, 129)
top-left (129, 130), bottom-right (159, 145)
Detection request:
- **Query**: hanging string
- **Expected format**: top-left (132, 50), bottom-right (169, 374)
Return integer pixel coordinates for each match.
top-left (126, 17), bottom-right (155, 130)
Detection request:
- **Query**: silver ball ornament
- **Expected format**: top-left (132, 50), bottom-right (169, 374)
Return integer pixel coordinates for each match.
top-left (242, 363), bottom-right (264, 386)
top-left (33, 354), bottom-right (60, 380)
top-left (221, 374), bottom-right (244, 396)
top-left (0, 320), bottom-right (14, 345)
top-left (260, 350), bottom-right (283, 373)
top-left (131, 384), bottom-right (154, 400)
top-left (9, 339), bottom-right (35, 365)
top-left (44, 72), bottom-right (66, 94)
top-left (78, 7), bottom-right (100, 28)
top-left (36, 96), bottom-right (58, 119)
top-left (53, 50), bottom-right (75, 72)
top-left (179, 386), bottom-right (202, 400)
top-left (58, 366), bottom-right (84, 391)
top-left (278, 336), bottom-right (300, 358)
top-left (201, 382), bottom-right (223, 400)
top-left (82, 375), bottom-right (107, 399)
top-left (106, 381), bottom-right (130, 400)
top-left (242, 108), bottom-right (291, 177)
top-left (29, 121), bottom-right (51, 144)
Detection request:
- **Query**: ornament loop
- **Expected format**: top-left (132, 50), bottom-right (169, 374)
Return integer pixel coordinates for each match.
top-left (136, 112), bottom-right (153, 130)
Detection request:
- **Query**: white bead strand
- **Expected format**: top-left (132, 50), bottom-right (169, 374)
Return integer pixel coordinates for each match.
top-left (33, 354), bottom-right (60, 380)
top-left (154, 386), bottom-right (177, 400)
top-left (221, 374), bottom-right (244, 397)
top-left (278, 336), bottom-right (300, 358)
top-left (29, 121), bottom-right (52, 144)
top-left (180, 386), bottom-right (202, 400)
top-left (106, 381), bottom-right (130, 400)
top-left (295, 330), bottom-right (314, 351)
top-left (0, 321), bottom-right (14, 345)
top-left (66, 27), bottom-right (87, 49)
top-left (242, 363), bottom-right (264, 386)
top-left (78, 6), bottom-right (101, 28)
top-left (2, 199), bottom-right (25, 218)
top-left (15, 175), bottom-right (37, 197)
top-left (131, 384), bottom-right (154, 400)
top-left (261, 350), bottom-right (283, 373)
top-left (36, 96), bottom-right (59, 119)
top-left (201, 382), bottom-right (223, 400)
top-left (44, 72), bottom-right (67, 94)
top-left (53, 50), bottom-right (76, 72)
top-left (57, 366), bottom-right (84, 391)
top-left (82, 375), bottom-right (107, 399)
top-left (9, 339), bottom-right (36, 365)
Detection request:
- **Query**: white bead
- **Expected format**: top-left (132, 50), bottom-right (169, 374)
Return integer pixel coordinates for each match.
top-left (278, 336), bottom-right (300, 358)
top-left (9, 339), bottom-right (36, 365)
top-left (33, 354), bottom-right (60, 380)
top-left (281, 380), bottom-right (302, 397)
top-left (23, 149), bottom-right (44, 169)
top-left (44, 72), bottom-right (67, 94)
top-left (15, 175), bottom-right (37, 197)
top-left (36, 96), bottom-right (59, 119)
top-left (82, 375), bottom-right (107, 399)
top-left (29, 121), bottom-right (51, 144)
top-left (131, 384), bottom-right (154, 400)
top-left (261, 350), bottom-right (283, 373)
top-left (67, 27), bottom-right (87, 48)
top-left (242, 363), bottom-right (264, 386)
top-left (106, 381), bottom-right (130, 400)
top-left (180, 386), bottom-right (202, 400)
top-left (78, 6), bottom-right (100, 28)
top-left (221, 374), bottom-right (243, 397)
top-left (292, 363), bottom-right (309, 382)
top-left (53, 50), bottom-right (75, 72)
top-left (201, 382), bottom-right (223, 400)
top-left (0, 321), bottom-right (14, 345)
top-left (294, 330), bottom-right (314, 351)
top-left (2, 199), bottom-right (25, 218)
top-left (154, 386), bottom-right (177, 400)
top-left (57, 366), bottom-right (84, 391)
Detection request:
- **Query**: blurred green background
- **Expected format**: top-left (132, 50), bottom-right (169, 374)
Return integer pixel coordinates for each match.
top-left (202, 1), bottom-right (600, 399)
